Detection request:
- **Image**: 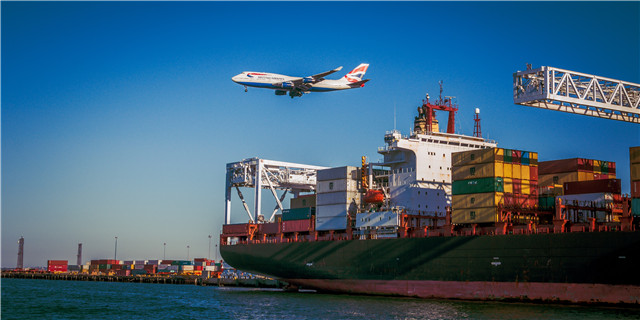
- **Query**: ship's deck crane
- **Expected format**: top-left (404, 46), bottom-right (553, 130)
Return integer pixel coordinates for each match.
top-left (513, 65), bottom-right (640, 123)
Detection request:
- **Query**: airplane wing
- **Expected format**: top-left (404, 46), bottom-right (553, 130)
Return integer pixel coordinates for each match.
top-left (309, 66), bottom-right (343, 80)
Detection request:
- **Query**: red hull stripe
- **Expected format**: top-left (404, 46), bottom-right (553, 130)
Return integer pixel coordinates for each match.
top-left (284, 279), bottom-right (640, 304)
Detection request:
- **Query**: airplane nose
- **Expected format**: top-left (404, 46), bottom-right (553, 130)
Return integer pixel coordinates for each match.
top-left (231, 74), bottom-right (242, 83)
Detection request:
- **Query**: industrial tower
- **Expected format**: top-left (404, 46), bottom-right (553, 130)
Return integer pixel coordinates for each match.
top-left (17, 236), bottom-right (24, 270)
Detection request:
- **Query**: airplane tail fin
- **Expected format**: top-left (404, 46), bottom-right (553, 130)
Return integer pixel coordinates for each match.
top-left (340, 63), bottom-right (369, 84)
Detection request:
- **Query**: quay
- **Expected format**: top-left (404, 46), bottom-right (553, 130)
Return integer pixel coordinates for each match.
top-left (1, 271), bottom-right (287, 288)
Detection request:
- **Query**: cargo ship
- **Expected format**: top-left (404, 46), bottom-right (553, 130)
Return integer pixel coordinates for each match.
top-left (220, 87), bottom-right (640, 304)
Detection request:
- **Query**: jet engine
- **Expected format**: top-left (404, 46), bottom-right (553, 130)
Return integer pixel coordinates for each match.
top-left (279, 81), bottom-right (294, 88)
top-left (303, 77), bottom-right (315, 84)
top-left (275, 90), bottom-right (287, 96)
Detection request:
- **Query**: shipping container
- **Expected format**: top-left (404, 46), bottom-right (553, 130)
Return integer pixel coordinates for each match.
top-left (539, 158), bottom-right (594, 174)
top-left (316, 203), bottom-right (350, 218)
top-left (316, 214), bottom-right (347, 231)
top-left (452, 162), bottom-right (503, 181)
top-left (503, 193), bottom-right (537, 208)
top-left (282, 207), bottom-right (313, 221)
top-left (504, 177), bottom-right (513, 194)
top-left (261, 222), bottom-right (280, 234)
top-left (182, 265), bottom-right (194, 271)
top-left (632, 163), bottom-right (640, 181)
top-left (451, 148), bottom-right (504, 167)
top-left (452, 207), bottom-right (498, 224)
top-left (48, 260), bottom-right (68, 265)
top-left (317, 179), bottom-right (359, 193)
top-left (631, 146), bottom-right (640, 164)
top-left (452, 192), bottom-right (504, 209)
top-left (504, 163), bottom-right (513, 178)
top-left (632, 180), bottom-right (640, 198)
top-left (530, 166), bottom-right (538, 181)
top-left (632, 198), bottom-right (640, 216)
top-left (504, 149), bottom-right (513, 163)
top-left (512, 164), bottom-right (522, 179)
top-left (538, 196), bottom-right (555, 210)
top-left (563, 179), bottom-right (621, 195)
top-left (317, 166), bottom-right (359, 181)
top-left (290, 194), bottom-right (316, 209)
top-left (452, 177), bottom-right (504, 195)
top-left (222, 223), bottom-right (255, 235)
top-left (355, 211), bottom-right (400, 229)
top-left (316, 191), bottom-right (360, 206)
top-left (538, 172), bottom-right (583, 187)
top-left (282, 219), bottom-right (312, 233)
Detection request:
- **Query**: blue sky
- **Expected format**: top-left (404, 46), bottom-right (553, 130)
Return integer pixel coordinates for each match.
top-left (2, 2), bottom-right (639, 267)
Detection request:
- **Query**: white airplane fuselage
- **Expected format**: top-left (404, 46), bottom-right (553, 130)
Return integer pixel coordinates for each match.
top-left (231, 64), bottom-right (369, 97)
top-left (231, 72), bottom-right (355, 92)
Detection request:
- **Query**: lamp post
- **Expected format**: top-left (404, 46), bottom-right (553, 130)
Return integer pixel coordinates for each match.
top-left (215, 244), bottom-right (218, 261)
top-left (208, 235), bottom-right (212, 260)
top-left (114, 236), bottom-right (118, 260)
top-left (187, 245), bottom-right (190, 261)
top-left (163, 243), bottom-right (166, 260)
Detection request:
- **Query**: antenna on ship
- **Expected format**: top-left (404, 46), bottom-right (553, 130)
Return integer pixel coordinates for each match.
top-left (473, 108), bottom-right (482, 138)
top-left (393, 102), bottom-right (397, 131)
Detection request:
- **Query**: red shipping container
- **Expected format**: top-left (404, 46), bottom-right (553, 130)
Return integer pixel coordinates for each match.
top-left (512, 150), bottom-right (522, 164)
top-left (529, 166), bottom-right (539, 181)
top-left (115, 270), bottom-right (130, 276)
top-left (48, 260), bottom-right (68, 266)
top-left (282, 219), bottom-right (311, 233)
top-left (112, 265), bottom-right (123, 270)
top-left (261, 222), bottom-right (280, 234)
top-left (632, 180), bottom-right (640, 198)
top-left (563, 179), bottom-right (621, 195)
top-left (609, 162), bottom-right (616, 174)
top-left (195, 266), bottom-right (203, 271)
top-left (539, 158), bottom-right (592, 174)
top-left (594, 174), bottom-right (609, 180)
top-left (222, 223), bottom-right (255, 235)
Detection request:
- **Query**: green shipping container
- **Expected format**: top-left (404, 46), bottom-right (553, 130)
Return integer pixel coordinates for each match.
top-left (282, 207), bottom-right (313, 221)
top-left (632, 198), bottom-right (640, 216)
top-left (504, 149), bottom-right (513, 163)
top-left (538, 196), bottom-right (555, 210)
top-left (452, 177), bottom-right (504, 195)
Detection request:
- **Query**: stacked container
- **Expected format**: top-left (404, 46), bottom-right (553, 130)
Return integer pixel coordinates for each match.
top-left (631, 147), bottom-right (640, 216)
top-left (538, 158), bottom-right (616, 187)
top-left (281, 207), bottom-right (314, 233)
top-left (315, 166), bottom-right (360, 231)
top-left (47, 260), bottom-right (68, 273)
top-left (451, 148), bottom-right (538, 224)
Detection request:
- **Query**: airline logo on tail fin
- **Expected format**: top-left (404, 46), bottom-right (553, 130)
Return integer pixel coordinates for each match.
top-left (344, 63), bottom-right (369, 83)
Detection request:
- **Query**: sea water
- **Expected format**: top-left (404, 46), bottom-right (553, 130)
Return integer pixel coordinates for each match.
top-left (2, 278), bottom-right (639, 319)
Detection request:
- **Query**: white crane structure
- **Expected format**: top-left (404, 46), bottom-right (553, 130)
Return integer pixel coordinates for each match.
top-left (514, 65), bottom-right (640, 123)
top-left (224, 158), bottom-right (328, 224)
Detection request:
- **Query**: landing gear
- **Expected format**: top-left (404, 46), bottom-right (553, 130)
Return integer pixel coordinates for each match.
top-left (289, 89), bottom-right (303, 98)
top-left (244, 86), bottom-right (248, 92)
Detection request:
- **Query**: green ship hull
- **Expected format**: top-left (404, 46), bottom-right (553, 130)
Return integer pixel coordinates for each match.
top-left (221, 231), bottom-right (640, 304)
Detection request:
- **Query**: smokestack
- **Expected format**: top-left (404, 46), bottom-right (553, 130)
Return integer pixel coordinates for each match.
top-left (77, 243), bottom-right (82, 266)
top-left (17, 236), bottom-right (24, 270)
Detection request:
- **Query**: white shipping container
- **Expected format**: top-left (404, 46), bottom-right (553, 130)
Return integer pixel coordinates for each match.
top-left (147, 260), bottom-right (160, 265)
top-left (134, 260), bottom-right (147, 265)
top-left (182, 265), bottom-right (194, 271)
top-left (168, 265), bottom-right (179, 271)
top-left (134, 264), bottom-right (145, 269)
top-left (316, 204), bottom-right (348, 218)
top-left (317, 179), bottom-right (359, 193)
top-left (316, 215), bottom-right (347, 231)
top-left (317, 191), bottom-right (360, 206)
top-left (558, 192), bottom-right (613, 208)
top-left (204, 266), bottom-right (218, 271)
top-left (317, 166), bottom-right (358, 181)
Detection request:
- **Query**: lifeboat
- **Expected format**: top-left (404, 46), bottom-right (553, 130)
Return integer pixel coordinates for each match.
top-left (363, 189), bottom-right (384, 204)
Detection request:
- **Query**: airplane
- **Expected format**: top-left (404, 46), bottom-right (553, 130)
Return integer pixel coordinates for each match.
top-left (231, 64), bottom-right (370, 98)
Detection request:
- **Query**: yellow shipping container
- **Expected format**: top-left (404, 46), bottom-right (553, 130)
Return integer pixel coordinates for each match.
top-left (578, 171), bottom-right (594, 181)
top-left (452, 207), bottom-right (498, 224)
top-left (609, 174), bottom-right (616, 179)
top-left (520, 165), bottom-right (530, 180)
top-left (452, 192), bottom-right (503, 209)
top-left (504, 163), bottom-right (513, 178)
top-left (452, 148), bottom-right (504, 167)
top-left (522, 181), bottom-right (530, 195)
top-left (512, 164), bottom-right (522, 179)
top-left (631, 146), bottom-right (640, 164)
top-left (452, 162), bottom-right (504, 181)
top-left (539, 172), bottom-right (579, 187)
top-left (504, 177), bottom-right (513, 193)
top-left (632, 163), bottom-right (640, 181)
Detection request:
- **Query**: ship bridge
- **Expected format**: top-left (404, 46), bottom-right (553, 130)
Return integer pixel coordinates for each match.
top-left (225, 158), bottom-right (328, 224)
top-left (513, 65), bottom-right (640, 123)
